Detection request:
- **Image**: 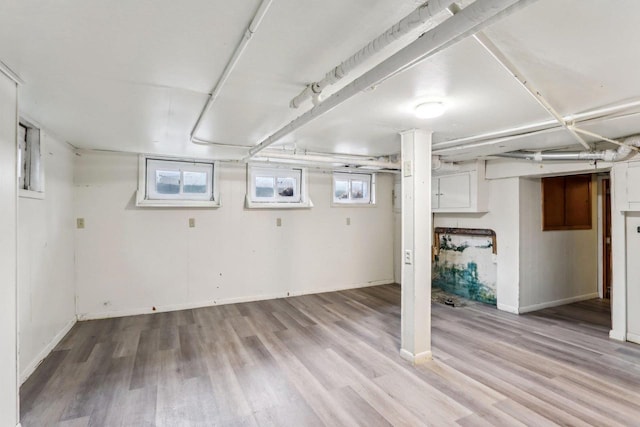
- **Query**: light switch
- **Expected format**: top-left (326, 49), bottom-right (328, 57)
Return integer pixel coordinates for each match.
top-left (404, 249), bottom-right (413, 265)
top-left (189, 218), bottom-right (196, 228)
top-left (346, 217), bottom-right (351, 226)
top-left (403, 161), bottom-right (412, 177)
top-left (276, 218), bottom-right (282, 227)
top-left (76, 218), bottom-right (85, 229)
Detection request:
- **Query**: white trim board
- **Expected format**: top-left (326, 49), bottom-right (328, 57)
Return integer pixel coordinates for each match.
top-left (518, 293), bottom-right (600, 314)
top-left (627, 332), bottom-right (640, 345)
top-left (20, 317), bottom-right (76, 385)
top-left (400, 349), bottom-right (432, 365)
top-left (78, 280), bottom-right (395, 321)
top-left (497, 303), bottom-right (519, 314)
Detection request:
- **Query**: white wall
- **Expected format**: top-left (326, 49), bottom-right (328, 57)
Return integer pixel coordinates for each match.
top-left (18, 131), bottom-right (76, 383)
top-left (433, 177), bottom-right (521, 312)
top-left (74, 151), bottom-right (395, 319)
top-left (626, 212), bottom-right (640, 342)
top-left (518, 177), bottom-right (598, 312)
top-left (0, 72), bottom-right (18, 427)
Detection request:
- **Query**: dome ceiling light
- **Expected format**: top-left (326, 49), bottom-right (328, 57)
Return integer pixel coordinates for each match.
top-left (415, 102), bottom-right (446, 119)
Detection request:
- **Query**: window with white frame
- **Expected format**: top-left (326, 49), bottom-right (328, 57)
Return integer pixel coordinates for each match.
top-left (18, 120), bottom-right (44, 194)
top-left (247, 165), bottom-right (311, 208)
top-left (137, 156), bottom-right (219, 207)
top-left (333, 172), bottom-right (375, 205)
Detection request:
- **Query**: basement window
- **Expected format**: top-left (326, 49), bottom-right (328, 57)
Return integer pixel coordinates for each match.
top-left (332, 172), bottom-right (375, 205)
top-left (136, 156), bottom-right (220, 207)
top-left (246, 165), bottom-right (312, 208)
top-left (542, 174), bottom-right (592, 230)
top-left (18, 120), bottom-right (44, 198)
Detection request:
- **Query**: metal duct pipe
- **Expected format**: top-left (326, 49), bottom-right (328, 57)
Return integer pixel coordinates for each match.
top-left (432, 155), bottom-right (459, 171)
top-left (496, 135), bottom-right (640, 162)
top-left (289, 0), bottom-right (453, 109)
top-left (248, 0), bottom-right (539, 160)
top-left (190, 0), bottom-right (274, 140)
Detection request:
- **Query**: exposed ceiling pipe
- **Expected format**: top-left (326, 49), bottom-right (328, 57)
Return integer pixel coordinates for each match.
top-left (471, 30), bottom-right (591, 149)
top-left (432, 155), bottom-right (459, 171)
top-left (190, 0), bottom-right (273, 141)
top-left (570, 126), bottom-right (640, 152)
top-left (496, 135), bottom-right (640, 162)
top-left (432, 97), bottom-right (640, 150)
top-left (288, 0), bottom-right (454, 109)
top-left (247, 0), bottom-right (539, 160)
top-left (251, 151), bottom-right (400, 169)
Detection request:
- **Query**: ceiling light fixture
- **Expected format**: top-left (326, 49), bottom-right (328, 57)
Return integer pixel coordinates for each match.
top-left (415, 102), bottom-right (446, 119)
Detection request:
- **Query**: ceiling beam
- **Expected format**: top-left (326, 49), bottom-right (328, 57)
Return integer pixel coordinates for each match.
top-left (472, 30), bottom-right (591, 149)
top-left (246, 0), bottom-right (539, 160)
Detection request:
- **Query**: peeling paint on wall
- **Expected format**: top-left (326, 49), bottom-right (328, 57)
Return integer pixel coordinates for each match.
top-left (433, 234), bottom-right (497, 305)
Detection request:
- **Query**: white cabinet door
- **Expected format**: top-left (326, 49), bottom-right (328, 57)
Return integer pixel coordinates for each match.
top-left (438, 173), bottom-right (471, 209)
top-left (627, 163), bottom-right (640, 203)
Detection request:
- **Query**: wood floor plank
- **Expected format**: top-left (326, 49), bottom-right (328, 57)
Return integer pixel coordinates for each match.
top-left (20, 285), bottom-right (640, 427)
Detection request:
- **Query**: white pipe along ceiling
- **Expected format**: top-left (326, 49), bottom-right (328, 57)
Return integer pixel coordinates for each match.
top-left (496, 135), bottom-right (640, 162)
top-left (246, 0), bottom-right (539, 160)
top-left (190, 0), bottom-right (274, 142)
top-left (288, 0), bottom-right (454, 109)
top-left (432, 97), bottom-right (640, 156)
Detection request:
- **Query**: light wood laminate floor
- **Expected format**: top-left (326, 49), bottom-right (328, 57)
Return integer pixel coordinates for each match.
top-left (21, 285), bottom-right (640, 426)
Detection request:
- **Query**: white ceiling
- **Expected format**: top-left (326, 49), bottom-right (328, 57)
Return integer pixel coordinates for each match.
top-left (2, 0), bottom-right (640, 161)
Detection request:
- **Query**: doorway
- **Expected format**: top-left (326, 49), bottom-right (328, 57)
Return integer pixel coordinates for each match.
top-left (602, 177), bottom-right (612, 299)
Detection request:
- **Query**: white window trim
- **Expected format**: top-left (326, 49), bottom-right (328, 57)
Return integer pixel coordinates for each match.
top-left (136, 155), bottom-right (220, 208)
top-left (332, 172), bottom-right (376, 207)
top-left (18, 118), bottom-right (45, 199)
top-left (245, 164), bottom-right (313, 209)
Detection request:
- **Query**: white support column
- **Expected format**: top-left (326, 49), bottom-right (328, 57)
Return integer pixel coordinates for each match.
top-left (0, 68), bottom-right (19, 427)
top-left (610, 163), bottom-right (627, 341)
top-left (400, 129), bottom-right (432, 364)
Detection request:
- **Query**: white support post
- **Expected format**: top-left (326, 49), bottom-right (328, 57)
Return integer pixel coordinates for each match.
top-left (610, 163), bottom-right (627, 341)
top-left (400, 129), bottom-right (432, 364)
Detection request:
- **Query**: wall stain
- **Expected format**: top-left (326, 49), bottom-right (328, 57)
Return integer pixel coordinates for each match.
top-left (433, 234), bottom-right (497, 305)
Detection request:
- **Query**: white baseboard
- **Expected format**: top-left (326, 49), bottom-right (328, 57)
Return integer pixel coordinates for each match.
top-left (497, 303), bottom-right (519, 314)
top-left (626, 332), bottom-right (640, 344)
top-left (609, 329), bottom-right (626, 341)
top-left (77, 279), bottom-right (395, 321)
top-left (518, 292), bottom-right (600, 314)
top-left (20, 317), bottom-right (76, 385)
top-left (400, 348), bottom-right (432, 364)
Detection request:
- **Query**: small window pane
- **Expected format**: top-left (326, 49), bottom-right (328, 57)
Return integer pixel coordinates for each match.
top-left (351, 180), bottom-right (365, 199)
top-left (183, 171), bottom-right (207, 194)
top-left (256, 176), bottom-right (275, 197)
top-left (156, 170), bottom-right (180, 194)
top-left (335, 180), bottom-right (349, 199)
top-left (277, 177), bottom-right (296, 197)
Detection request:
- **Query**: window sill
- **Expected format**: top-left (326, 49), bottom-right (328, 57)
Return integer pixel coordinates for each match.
top-left (19, 189), bottom-right (45, 200)
top-left (245, 195), bottom-right (313, 209)
top-left (331, 202), bottom-right (376, 208)
top-left (136, 191), bottom-right (220, 208)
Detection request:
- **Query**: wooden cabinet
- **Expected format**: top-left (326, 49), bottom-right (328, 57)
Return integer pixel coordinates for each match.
top-left (432, 161), bottom-right (488, 213)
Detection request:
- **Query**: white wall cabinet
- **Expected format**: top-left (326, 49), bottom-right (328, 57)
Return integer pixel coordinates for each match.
top-left (432, 161), bottom-right (488, 213)
top-left (613, 160), bottom-right (640, 212)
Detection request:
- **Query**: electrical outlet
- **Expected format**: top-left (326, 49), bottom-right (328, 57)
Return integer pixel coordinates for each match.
top-left (404, 249), bottom-right (412, 265)
top-left (76, 218), bottom-right (85, 229)
top-left (189, 218), bottom-right (196, 228)
top-left (346, 217), bottom-right (351, 226)
top-left (276, 218), bottom-right (282, 227)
